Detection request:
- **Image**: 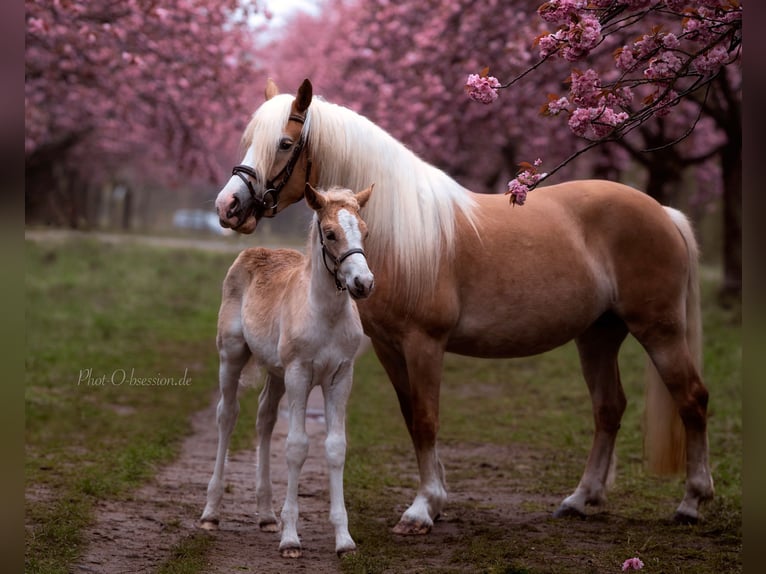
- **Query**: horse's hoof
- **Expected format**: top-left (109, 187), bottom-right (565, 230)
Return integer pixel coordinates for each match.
top-left (552, 505), bottom-right (586, 520)
top-left (673, 511), bottom-right (699, 525)
top-left (259, 519), bottom-right (280, 533)
top-left (198, 518), bottom-right (220, 531)
top-left (392, 518), bottom-right (432, 535)
top-left (280, 545), bottom-right (302, 559)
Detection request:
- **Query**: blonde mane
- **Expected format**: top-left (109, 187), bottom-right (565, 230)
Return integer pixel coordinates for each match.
top-left (246, 93), bottom-right (477, 306)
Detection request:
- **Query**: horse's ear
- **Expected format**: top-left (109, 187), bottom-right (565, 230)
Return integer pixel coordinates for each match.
top-left (355, 184), bottom-right (374, 208)
top-left (305, 183), bottom-right (324, 211)
top-left (265, 78), bottom-right (279, 100)
top-left (295, 78), bottom-right (313, 114)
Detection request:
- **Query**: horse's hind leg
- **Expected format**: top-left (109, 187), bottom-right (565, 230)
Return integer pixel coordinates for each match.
top-left (636, 328), bottom-right (714, 523)
top-left (555, 313), bottom-right (628, 519)
top-left (255, 373), bottom-right (285, 532)
top-left (199, 299), bottom-right (251, 529)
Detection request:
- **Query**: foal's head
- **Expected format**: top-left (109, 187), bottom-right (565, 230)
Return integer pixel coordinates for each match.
top-left (305, 184), bottom-right (375, 300)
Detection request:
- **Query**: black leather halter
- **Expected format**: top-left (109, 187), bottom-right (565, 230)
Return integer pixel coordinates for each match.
top-left (231, 114), bottom-right (312, 218)
top-left (316, 219), bottom-right (366, 292)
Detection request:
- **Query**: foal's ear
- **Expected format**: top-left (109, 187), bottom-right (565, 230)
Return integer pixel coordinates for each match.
top-left (355, 184), bottom-right (374, 208)
top-left (295, 78), bottom-right (313, 114)
top-left (305, 183), bottom-right (325, 211)
top-left (264, 78), bottom-right (279, 100)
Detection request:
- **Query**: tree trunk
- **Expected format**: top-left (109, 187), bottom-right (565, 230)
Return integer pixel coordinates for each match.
top-left (719, 139), bottom-right (742, 303)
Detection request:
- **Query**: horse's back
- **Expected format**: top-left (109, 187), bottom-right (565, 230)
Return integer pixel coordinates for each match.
top-left (444, 180), bottom-right (692, 357)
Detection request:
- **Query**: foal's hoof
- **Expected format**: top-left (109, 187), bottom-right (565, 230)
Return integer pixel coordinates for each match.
top-left (198, 518), bottom-right (220, 531)
top-left (673, 511), bottom-right (699, 525)
top-left (392, 518), bottom-right (432, 536)
top-left (552, 504), bottom-right (586, 520)
top-left (280, 545), bottom-right (302, 559)
top-left (259, 519), bottom-right (280, 533)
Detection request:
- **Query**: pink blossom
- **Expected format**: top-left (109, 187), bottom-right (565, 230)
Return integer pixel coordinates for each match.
top-left (569, 68), bottom-right (601, 107)
top-left (547, 96), bottom-right (570, 115)
top-left (661, 33), bottom-right (680, 49)
top-left (567, 105), bottom-right (627, 138)
top-left (621, 556), bottom-right (644, 571)
top-left (615, 46), bottom-right (637, 71)
top-left (562, 14), bottom-right (602, 61)
top-left (692, 45), bottom-right (730, 75)
top-left (538, 0), bottom-right (587, 24)
top-left (506, 160), bottom-right (547, 206)
top-left (644, 51), bottom-right (683, 81)
top-left (465, 73), bottom-right (502, 104)
top-left (538, 32), bottom-right (563, 58)
top-left (567, 107), bottom-right (591, 136)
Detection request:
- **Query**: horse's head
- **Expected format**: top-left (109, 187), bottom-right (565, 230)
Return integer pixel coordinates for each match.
top-left (216, 79), bottom-right (315, 233)
top-left (306, 183), bottom-right (375, 300)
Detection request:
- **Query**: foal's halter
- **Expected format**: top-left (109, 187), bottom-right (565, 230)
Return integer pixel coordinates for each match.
top-left (231, 114), bottom-right (312, 218)
top-left (316, 219), bottom-right (367, 292)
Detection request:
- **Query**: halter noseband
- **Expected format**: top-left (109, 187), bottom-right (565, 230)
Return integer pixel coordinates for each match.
top-left (231, 113), bottom-right (312, 218)
top-left (316, 219), bottom-right (366, 292)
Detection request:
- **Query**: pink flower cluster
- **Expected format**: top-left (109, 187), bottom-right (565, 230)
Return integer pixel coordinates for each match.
top-left (568, 105), bottom-right (628, 138)
top-left (622, 556), bottom-right (645, 570)
top-left (537, 0), bottom-right (602, 61)
top-left (465, 73), bottom-right (502, 104)
top-left (506, 159), bottom-right (547, 206)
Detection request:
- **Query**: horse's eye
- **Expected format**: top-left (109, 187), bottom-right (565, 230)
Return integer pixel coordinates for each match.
top-left (325, 231), bottom-right (336, 241)
top-left (278, 138), bottom-right (292, 151)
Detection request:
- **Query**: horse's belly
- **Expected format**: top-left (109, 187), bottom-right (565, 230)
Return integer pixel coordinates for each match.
top-left (448, 263), bottom-right (609, 358)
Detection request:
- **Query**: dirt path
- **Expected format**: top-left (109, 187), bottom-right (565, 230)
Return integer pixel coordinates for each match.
top-left (76, 377), bottom-right (347, 573)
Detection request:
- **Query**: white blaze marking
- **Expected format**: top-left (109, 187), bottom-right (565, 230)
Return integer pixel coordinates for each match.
top-left (338, 209), bottom-right (362, 248)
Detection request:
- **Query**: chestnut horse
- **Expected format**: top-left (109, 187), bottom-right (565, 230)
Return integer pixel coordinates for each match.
top-left (214, 78), bottom-right (713, 535)
top-left (201, 184), bottom-right (374, 557)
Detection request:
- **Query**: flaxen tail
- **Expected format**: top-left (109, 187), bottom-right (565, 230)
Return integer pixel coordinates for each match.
top-left (643, 207), bottom-right (702, 475)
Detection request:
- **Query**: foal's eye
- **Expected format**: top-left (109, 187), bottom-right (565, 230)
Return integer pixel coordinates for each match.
top-left (278, 138), bottom-right (293, 151)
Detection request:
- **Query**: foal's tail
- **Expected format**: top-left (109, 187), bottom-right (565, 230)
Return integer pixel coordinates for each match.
top-left (643, 207), bottom-right (702, 475)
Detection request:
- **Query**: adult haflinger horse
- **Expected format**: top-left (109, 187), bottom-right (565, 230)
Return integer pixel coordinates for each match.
top-left (214, 78), bottom-right (714, 534)
top-left (201, 183), bottom-right (375, 557)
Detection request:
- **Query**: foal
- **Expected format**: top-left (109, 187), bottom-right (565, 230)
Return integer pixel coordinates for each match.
top-left (200, 184), bottom-right (374, 558)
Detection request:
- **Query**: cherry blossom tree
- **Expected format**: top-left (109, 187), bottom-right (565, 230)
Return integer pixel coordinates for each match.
top-left (465, 0), bottom-right (741, 297)
top-left (25, 0), bottom-right (264, 227)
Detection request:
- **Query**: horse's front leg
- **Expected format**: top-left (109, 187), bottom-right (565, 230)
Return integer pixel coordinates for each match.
top-left (379, 332), bottom-right (447, 535)
top-left (278, 363), bottom-right (311, 558)
top-left (322, 361), bottom-right (356, 556)
top-left (200, 313), bottom-right (251, 529)
top-left (255, 373), bottom-right (285, 532)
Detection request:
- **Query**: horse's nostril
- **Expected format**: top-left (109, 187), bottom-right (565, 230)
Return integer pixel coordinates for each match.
top-left (226, 196), bottom-right (240, 220)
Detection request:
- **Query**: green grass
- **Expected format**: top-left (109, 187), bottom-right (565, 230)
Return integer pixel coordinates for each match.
top-left (340, 267), bottom-right (742, 573)
top-left (25, 238), bottom-right (233, 573)
top-left (25, 237), bottom-right (741, 573)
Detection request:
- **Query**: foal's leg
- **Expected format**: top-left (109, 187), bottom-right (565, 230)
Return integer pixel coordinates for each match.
top-left (279, 363), bottom-right (312, 558)
top-left (380, 332), bottom-right (447, 536)
top-left (555, 313), bottom-right (628, 518)
top-left (255, 373), bottom-right (285, 532)
top-left (200, 310), bottom-right (251, 529)
top-left (322, 361), bottom-right (356, 556)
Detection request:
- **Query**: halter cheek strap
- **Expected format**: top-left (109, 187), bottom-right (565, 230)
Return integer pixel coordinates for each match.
top-left (231, 113), bottom-right (312, 218)
top-left (316, 219), bottom-right (366, 292)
